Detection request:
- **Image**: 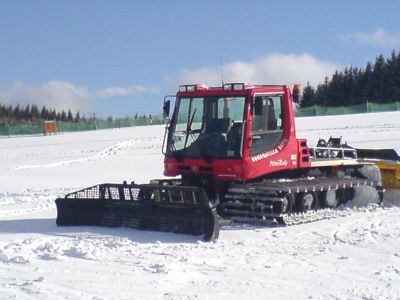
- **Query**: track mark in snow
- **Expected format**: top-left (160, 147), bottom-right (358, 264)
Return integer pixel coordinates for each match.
top-left (330, 206), bottom-right (400, 248)
top-left (0, 251), bottom-right (30, 265)
top-left (144, 263), bottom-right (169, 274)
top-left (374, 265), bottom-right (400, 277)
top-left (0, 189), bottom-right (70, 218)
top-left (2, 136), bottom-right (163, 172)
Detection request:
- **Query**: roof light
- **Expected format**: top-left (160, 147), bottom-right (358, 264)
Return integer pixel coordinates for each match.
top-left (186, 85), bottom-right (196, 92)
top-left (179, 84), bottom-right (202, 92)
top-left (233, 83), bottom-right (244, 91)
top-left (196, 84), bottom-right (208, 90)
top-left (223, 83), bottom-right (245, 91)
top-left (223, 84), bottom-right (232, 90)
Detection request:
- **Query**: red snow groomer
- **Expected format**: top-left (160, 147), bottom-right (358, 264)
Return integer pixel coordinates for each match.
top-left (56, 83), bottom-right (400, 240)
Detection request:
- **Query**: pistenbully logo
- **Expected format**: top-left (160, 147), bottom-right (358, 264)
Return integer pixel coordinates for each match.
top-left (269, 159), bottom-right (288, 167)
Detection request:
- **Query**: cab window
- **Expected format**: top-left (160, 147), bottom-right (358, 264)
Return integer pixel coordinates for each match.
top-left (250, 95), bottom-right (284, 156)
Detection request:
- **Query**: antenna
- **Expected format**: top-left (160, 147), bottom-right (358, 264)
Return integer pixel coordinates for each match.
top-left (220, 60), bottom-right (224, 86)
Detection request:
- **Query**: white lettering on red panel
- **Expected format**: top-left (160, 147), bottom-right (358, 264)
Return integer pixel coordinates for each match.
top-left (269, 159), bottom-right (288, 167)
top-left (250, 138), bottom-right (288, 163)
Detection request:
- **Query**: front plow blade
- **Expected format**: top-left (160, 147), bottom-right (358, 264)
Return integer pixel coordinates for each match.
top-left (56, 183), bottom-right (219, 241)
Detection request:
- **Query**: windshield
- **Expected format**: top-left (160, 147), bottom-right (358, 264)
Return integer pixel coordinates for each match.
top-left (166, 96), bottom-right (245, 159)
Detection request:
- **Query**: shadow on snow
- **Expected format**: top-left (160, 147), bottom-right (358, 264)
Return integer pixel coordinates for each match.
top-left (0, 218), bottom-right (202, 244)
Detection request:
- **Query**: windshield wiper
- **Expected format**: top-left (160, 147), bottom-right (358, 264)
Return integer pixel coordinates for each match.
top-left (189, 132), bottom-right (213, 162)
top-left (182, 108), bottom-right (212, 162)
top-left (183, 108), bottom-right (197, 149)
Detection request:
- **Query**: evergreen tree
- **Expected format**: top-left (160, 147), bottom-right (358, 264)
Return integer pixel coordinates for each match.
top-left (67, 109), bottom-right (73, 122)
top-left (14, 104), bottom-right (21, 120)
top-left (302, 51), bottom-right (400, 107)
top-left (301, 82), bottom-right (316, 107)
top-left (31, 105), bottom-right (39, 120)
top-left (74, 112), bottom-right (81, 122)
top-left (50, 109), bottom-right (57, 120)
top-left (60, 110), bottom-right (67, 121)
top-left (23, 104), bottom-right (30, 119)
top-left (40, 106), bottom-right (48, 120)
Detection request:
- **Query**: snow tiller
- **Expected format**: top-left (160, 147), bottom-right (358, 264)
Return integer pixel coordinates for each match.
top-left (56, 83), bottom-right (400, 241)
top-left (56, 181), bottom-right (219, 241)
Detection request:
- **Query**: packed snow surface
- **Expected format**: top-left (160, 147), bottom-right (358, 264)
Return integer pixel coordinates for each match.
top-left (0, 112), bottom-right (399, 299)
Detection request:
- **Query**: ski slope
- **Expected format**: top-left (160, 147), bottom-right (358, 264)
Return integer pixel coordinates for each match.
top-left (0, 111), bottom-right (399, 300)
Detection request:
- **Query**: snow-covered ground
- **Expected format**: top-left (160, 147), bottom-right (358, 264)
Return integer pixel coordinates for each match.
top-left (0, 111), bottom-right (399, 300)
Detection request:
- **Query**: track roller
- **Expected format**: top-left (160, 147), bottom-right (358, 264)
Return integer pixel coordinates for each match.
top-left (275, 193), bottom-right (294, 225)
top-left (322, 189), bottom-right (340, 208)
top-left (297, 191), bottom-right (319, 212)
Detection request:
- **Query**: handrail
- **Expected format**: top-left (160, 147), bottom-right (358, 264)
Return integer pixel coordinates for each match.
top-left (309, 146), bottom-right (358, 161)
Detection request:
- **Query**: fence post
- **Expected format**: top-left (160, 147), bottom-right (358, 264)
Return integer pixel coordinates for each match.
top-left (92, 113), bottom-right (98, 130)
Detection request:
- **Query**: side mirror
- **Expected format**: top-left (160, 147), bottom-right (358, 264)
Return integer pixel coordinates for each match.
top-left (163, 100), bottom-right (171, 119)
top-left (254, 97), bottom-right (263, 116)
top-left (292, 84), bottom-right (300, 103)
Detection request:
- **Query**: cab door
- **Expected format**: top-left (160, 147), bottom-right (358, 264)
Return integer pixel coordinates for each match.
top-left (250, 94), bottom-right (284, 156)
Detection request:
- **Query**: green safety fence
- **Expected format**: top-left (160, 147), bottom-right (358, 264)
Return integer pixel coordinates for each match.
top-left (57, 121), bottom-right (97, 132)
top-left (0, 123), bottom-right (43, 136)
top-left (1, 101), bottom-right (399, 136)
top-left (368, 101), bottom-right (400, 112)
top-left (0, 117), bottom-right (162, 137)
top-left (296, 101), bottom-right (400, 117)
top-left (0, 125), bottom-right (9, 136)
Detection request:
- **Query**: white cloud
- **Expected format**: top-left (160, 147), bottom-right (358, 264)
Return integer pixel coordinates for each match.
top-left (339, 28), bottom-right (400, 48)
top-left (0, 81), bottom-right (157, 113)
top-left (167, 53), bottom-right (340, 89)
top-left (95, 85), bottom-right (158, 99)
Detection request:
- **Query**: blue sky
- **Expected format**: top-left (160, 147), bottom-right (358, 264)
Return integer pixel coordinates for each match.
top-left (1, 1), bottom-right (400, 117)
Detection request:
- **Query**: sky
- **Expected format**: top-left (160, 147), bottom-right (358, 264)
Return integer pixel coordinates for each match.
top-left (1, 1), bottom-right (400, 118)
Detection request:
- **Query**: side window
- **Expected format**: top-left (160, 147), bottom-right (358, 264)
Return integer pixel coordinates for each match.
top-left (175, 98), bottom-right (190, 132)
top-left (175, 98), bottom-right (203, 132)
top-left (250, 94), bottom-right (284, 156)
top-left (190, 98), bottom-right (204, 131)
top-left (217, 97), bottom-right (245, 121)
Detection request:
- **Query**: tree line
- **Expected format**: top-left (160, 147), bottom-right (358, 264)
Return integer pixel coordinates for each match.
top-left (0, 103), bottom-right (161, 126)
top-left (302, 51), bottom-right (400, 107)
top-left (0, 104), bottom-right (84, 125)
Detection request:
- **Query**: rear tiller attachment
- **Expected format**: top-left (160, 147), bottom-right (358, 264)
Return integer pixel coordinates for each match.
top-left (55, 182), bottom-right (219, 241)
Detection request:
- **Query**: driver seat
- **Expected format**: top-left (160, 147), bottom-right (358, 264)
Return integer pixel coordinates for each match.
top-left (204, 118), bottom-right (231, 134)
